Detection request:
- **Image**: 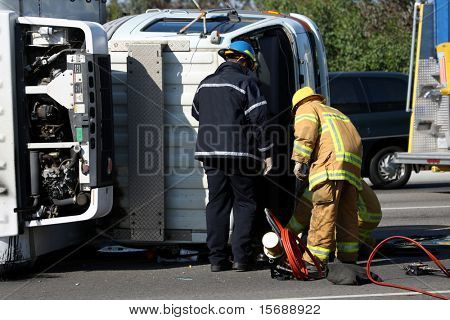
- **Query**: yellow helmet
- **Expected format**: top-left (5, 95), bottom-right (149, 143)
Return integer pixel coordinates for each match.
top-left (292, 87), bottom-right (324, 108)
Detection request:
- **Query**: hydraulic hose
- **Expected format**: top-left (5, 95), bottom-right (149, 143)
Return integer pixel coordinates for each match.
top-left (366, 236), bottom-right (450, 300)
top-left (265, 209), bottom-right (324, 280)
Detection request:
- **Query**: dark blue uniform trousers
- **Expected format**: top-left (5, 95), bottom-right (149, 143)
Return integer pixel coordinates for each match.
top-left (204, 162), bottom-right (257, 265)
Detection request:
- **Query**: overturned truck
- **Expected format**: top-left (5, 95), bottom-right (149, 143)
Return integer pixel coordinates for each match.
top-left (105, 9), bottom-right (329, 243)
top-left (0, 5), bottom-right (330, 275)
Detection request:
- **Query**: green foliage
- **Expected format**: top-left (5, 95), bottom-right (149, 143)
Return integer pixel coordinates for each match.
top-left (107, 0), bottom-right (413, 73)
top-left (107, 0), bottom-right (124, 21)
top-left (255, 0), bottom-right (413, 73)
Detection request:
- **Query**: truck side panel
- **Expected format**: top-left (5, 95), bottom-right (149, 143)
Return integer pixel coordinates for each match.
top-left (111, 41), bottom-right (219, 242)
top-left (0, 11), bottom-right (18, 238)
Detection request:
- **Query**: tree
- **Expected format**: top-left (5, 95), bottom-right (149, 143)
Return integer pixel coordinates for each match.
top-left (107, 0), bottom-right (125, 21)
top-left (255, 0), bottom-right (413, 73)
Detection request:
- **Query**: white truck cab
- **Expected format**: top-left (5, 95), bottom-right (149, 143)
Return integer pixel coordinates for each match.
top-left (0, 0), bottom-right (113, 277)
top-left (105, 9), bottom-right (329, 243)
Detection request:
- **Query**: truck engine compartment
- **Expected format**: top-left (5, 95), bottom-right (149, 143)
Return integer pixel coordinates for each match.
top-left (14, 23), bottom-right (113, 221)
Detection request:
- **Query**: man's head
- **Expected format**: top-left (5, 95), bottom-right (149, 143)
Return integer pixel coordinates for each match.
top-left (292, 87), bottom-right (325, 109)
top-left (218, 40), bottom-right (257, 70)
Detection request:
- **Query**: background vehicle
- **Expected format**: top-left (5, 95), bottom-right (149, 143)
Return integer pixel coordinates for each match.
top-left (0, 0), bottom-right (113, 276)
top-left (395, 0), bottom-right (450, 168)
top-left (105, 8), bottom-right (329, 243)
top-left (329, 72), bottom-right (412, 189)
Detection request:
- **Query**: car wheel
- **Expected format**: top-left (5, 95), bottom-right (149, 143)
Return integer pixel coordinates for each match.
top-left (369, 146), bottom-right (412, 189)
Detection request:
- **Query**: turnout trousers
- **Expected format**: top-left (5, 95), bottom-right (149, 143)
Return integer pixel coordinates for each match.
top-left (303, 180), bottom-right (359, 264)
top-left (204, 162), bottom-right (257, 265)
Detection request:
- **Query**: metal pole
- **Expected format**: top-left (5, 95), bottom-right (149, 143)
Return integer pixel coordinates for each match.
top-left (406, 2), bottom-right (420, 112)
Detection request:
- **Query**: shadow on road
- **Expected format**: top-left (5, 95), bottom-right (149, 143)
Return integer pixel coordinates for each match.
top-left (7, 224), bottom-right (447, 282)
top-left (363, 225), bottom-right (450, 268)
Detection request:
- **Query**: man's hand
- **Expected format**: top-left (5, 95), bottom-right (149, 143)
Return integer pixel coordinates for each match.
top-left (263, 157), bottom-right (273, 176)
top-left (293, 162), bottom-right (309, 181)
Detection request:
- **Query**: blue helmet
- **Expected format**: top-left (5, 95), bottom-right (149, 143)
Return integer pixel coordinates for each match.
top-left (219, 40), bottom-right (256, 64)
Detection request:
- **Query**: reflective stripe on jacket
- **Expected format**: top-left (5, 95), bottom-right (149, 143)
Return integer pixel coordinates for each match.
top-left (292, 100), bottom-right (363, 190)
top-left (192, 62), bottom-right (272, 162)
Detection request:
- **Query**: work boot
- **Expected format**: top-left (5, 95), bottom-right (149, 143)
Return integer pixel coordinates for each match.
top-left (232, 262), bottom-right (254, 272)
top-left (305, 262), bottom-right (327, 280)
top-left (210, 262), bottom-right (232, 272)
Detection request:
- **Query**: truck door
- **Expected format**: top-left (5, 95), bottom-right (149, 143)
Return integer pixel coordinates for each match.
top-left (289, 13), bottom-right (330, 103)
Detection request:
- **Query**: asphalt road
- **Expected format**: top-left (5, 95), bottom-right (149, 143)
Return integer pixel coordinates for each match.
top-left (1, 172), bottom-right (450, 300)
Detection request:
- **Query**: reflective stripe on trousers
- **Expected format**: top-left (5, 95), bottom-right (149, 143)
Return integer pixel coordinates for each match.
top-left (337, 241), bottom-right (359, 253)
top-left (307, 245), bottom-right (331, 261)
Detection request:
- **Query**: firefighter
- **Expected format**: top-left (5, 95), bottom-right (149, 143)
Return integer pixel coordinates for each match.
top-left (291, 87), bottom-right (363, 276)
top-left (192, 40), bottom-right (273, 272)
top-left (287, 180), bottom-right (382, 252)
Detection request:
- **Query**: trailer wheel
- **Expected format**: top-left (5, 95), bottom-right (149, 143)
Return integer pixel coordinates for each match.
top-left (369, 146), bottom-right (412, 189)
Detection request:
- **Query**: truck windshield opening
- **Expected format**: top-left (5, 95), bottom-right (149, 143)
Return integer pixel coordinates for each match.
top-left (142, 17), bottom-right (262, 34)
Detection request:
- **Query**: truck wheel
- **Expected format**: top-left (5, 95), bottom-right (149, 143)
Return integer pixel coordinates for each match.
top-left (369, 146), bottom-right (412, 189)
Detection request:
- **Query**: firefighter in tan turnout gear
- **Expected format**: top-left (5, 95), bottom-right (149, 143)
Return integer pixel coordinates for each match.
top-left (291, 87), bottom-right (363, 271)
top-left (288, 179), bottom-right (382, 251)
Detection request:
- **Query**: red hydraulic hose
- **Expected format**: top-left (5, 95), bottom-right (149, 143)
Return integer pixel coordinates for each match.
top-left (267, 209), bottom-right (324, 280)
top-left (366, 236), bottom-right (450, 300)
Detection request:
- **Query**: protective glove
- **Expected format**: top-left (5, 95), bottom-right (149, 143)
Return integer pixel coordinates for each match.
top-left (293, 162), bottom-right (309, 181)
top-left (263, 157), bottom-right (273, 176)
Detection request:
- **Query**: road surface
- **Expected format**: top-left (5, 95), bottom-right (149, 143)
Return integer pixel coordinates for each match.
top-left (1, 172), bottom-right (450, 300)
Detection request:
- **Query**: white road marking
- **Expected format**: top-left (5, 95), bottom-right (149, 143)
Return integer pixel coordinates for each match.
top-left (382, 205), bottom-right (450, 210)
top-left (291, 290), bottom-right (450, 300)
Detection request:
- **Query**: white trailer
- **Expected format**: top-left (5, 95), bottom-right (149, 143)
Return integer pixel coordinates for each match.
top-left (104, 9), bottom-right (329, 244)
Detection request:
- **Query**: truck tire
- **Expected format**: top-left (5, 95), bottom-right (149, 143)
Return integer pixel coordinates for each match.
top-left (369, 146), bottom-right (412, 189)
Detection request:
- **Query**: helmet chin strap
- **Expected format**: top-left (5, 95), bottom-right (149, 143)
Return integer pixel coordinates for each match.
top-left (225, 55), bottom-right (254, 70)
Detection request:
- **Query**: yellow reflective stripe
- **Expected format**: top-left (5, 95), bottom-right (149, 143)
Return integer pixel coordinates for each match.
top-left (327, 171), bottom-right (362, 190)
top-left (358, 194), bottom-right (381, 222)
top-left (359, 229), bottom-right (372, 236)
top-left (357, 194), bottom-right (367, 217)
top-left (325, 116), bottom-right (344, 155)
top-left (295, 114), bottom-right (318, 123)
top-left (362, 212), bottom-right (382, 223)
top-left (336, 152), bottom-right (362, 168)
top-left (323, 112), bottom-right (350, 122)
top-left (307, 245), bottom-right (330, 260)
top-left (308, 172), bottom-right (328, 190)
top-left (337, 242), bottom-right (359, 253)
top-left (368, 212), bottom-right (382, 220)
top-left (309, 170), bottom-right (362, 191)
top-left (323, 113), bottom-right (361, 168)
top-left (287, 218), bottom-right (306, 233)
top-left (293, 141), bottom-right (313, 158)
top-left (358, 229), bottom-right (373, 240)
